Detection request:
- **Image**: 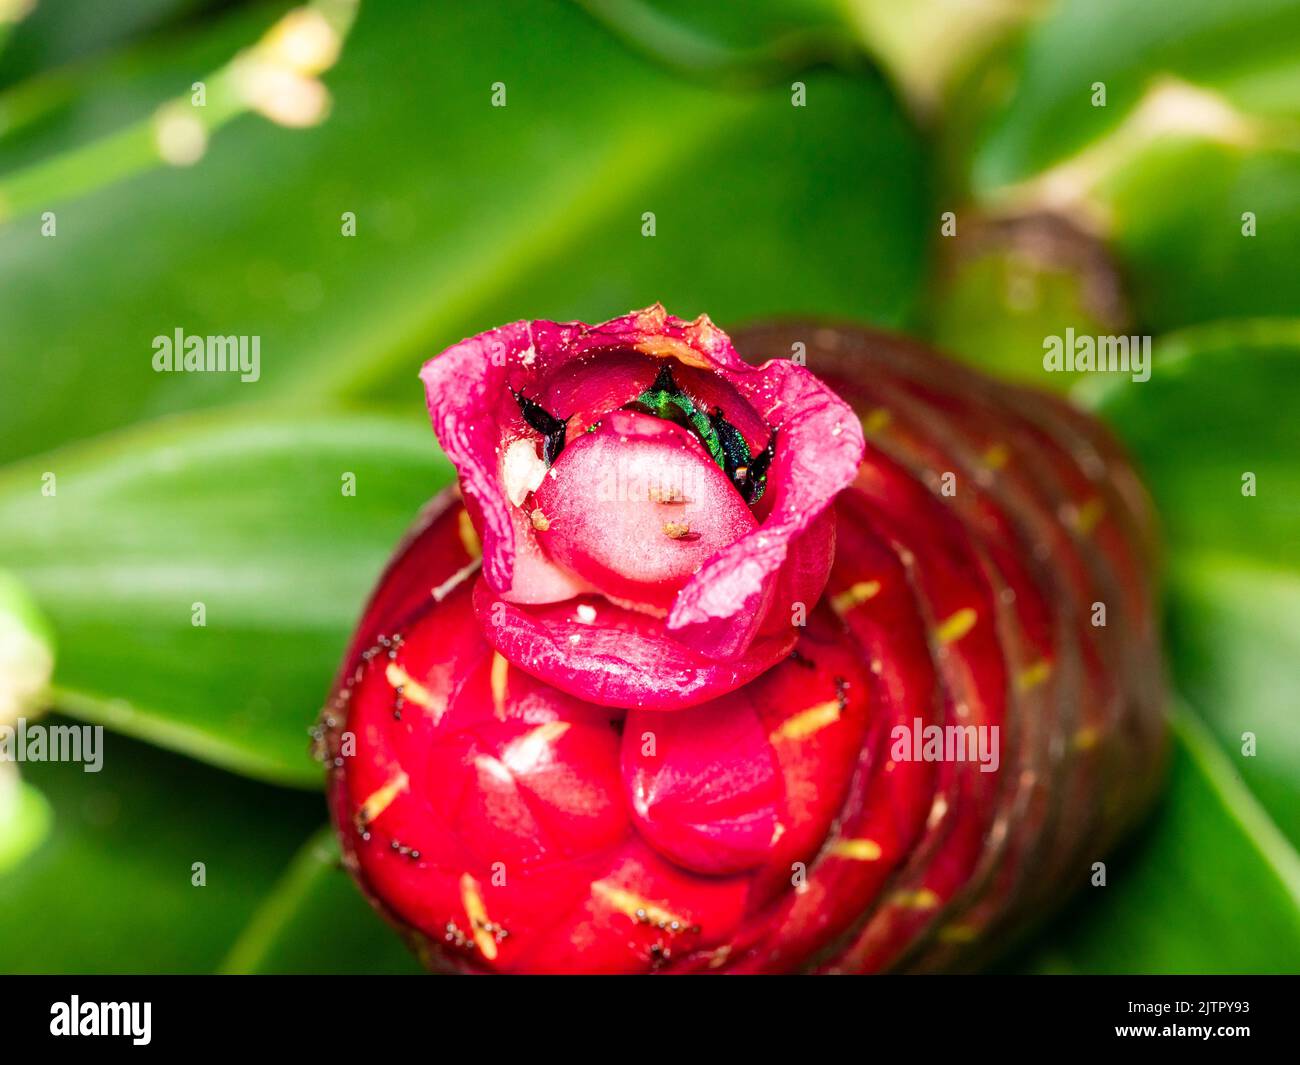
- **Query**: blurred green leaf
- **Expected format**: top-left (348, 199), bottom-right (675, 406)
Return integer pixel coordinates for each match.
top-left (843, 0), bottom-right (1040, 121)
top-left (1105, 139), bottom-right (1300, 332)
top-left (1014, 707), bottom-right (1300, 973)
top-left (1089, 321), bottom-right (1300, 562)
top-left (1166, 559), bottom-right (1300, 847)
top-left (221, 825), bottom-right (423, 974)
top-left (973, 0), bottom-right (1300, 191)
top-left (0, 724), bottom-right (323, 972)
top-left (1090, 322), bottom-right (1300, 846)
top-left (0, 0), bottom-right (224, 91)
top-left (0, 0), bottom-right (927, 464)
top-left (575, 0), bottom-right (857, 82)
top-left (0, 2), bottom-right (361, 217)
top-left (0, 409), bottom-right (452, 787)
top-left (0, 2), bottom-right (282, 174)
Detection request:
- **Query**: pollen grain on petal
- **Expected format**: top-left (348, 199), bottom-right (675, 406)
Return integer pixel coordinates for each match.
top-left (829, 838), bottom-right (883, 862)
top-left (982, 443), bottom-right (1010, 470)
top-left (502, 721), bottom-right (569, 773)
top-left (1071, 497), bottom-right (1106, 536)
top-left (891, 888), bottom-right (941, 910)
top-left (490, 652), bottom-right (509, 719)
top-left (935, 607), bottom-right (978, 645)
top-left (861, 408), bottom-right (892, 436)
top-left (385, 663), bottom-right (443, 720)
top-left (937, 922), bottom-right (979, 944)
top-left (1016, 659), bottom-right (1053, 692)
top-left (358, 771), bottom-right (408, 827)
top-left (459, 873), bottom-right (499, 962)
top-left (771, 700), bottom-right (841, 743)
top-left (829, 579), bottom-right (881, 616)
top-left (592, 882), bottom-right (686, 930)
top-left (458, 508), bottom-right (482, 558)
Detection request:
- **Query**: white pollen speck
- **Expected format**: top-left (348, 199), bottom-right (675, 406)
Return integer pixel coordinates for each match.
top-left (568, 633), bottom-right (581, 645)
top-left (576, 604), bottom-right (597, 624)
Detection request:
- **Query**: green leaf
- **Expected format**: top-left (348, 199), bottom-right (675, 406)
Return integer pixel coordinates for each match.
top-left (0, 0), bottom-right (927, 463)
top-left (0, 0), bottom-right (221, 91)
top-left (0, 409), bottom-right (452, 787)
top-left (0, 725), bottom-right (324, 972)
top-left (1089, 322), bottom-right (1300, 847)
top-left (973, 0), bottom-right (1300, 191)
top-left (1166, 557), bottom-right (1300, 847)
top-left (221, 825), bottom-right (423, 974)
top-left (1012, 707), bottom-right (1300, 973)
top-left (842, 0), bottom-right (1040, 121)
top-left (574, 0), bottom-right (857, 83)
top-left (0, 2), bottom-right (286, 173)
top-left (1106, 140), bottom-right (1300, 332)
top-left (1088, 321), bottom-right (1300, 562)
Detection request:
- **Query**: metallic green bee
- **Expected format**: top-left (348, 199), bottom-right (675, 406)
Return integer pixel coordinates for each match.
top-left (512, 363), bottom-right (776, 504)
top-left (624, 363), bottom-right (775, 505)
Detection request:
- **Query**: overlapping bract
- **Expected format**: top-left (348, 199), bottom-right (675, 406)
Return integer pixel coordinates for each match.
top-left (323, 311), bottom-right (1165, 974)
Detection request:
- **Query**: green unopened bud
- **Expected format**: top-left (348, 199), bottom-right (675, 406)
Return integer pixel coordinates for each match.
top-left (0, 570), bottom-right (54, 726)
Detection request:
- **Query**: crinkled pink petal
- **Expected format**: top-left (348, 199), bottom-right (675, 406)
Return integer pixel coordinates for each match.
top-left (471, 578), bottom-right (795, 710)
top-left (666, 359), bottom-right (864, 658)
top-left (419, 305), bottom-right (864, 679)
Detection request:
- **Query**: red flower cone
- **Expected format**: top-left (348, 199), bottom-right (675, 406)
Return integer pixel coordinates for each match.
top-left (321, 307), bottom-right (1166, 974)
